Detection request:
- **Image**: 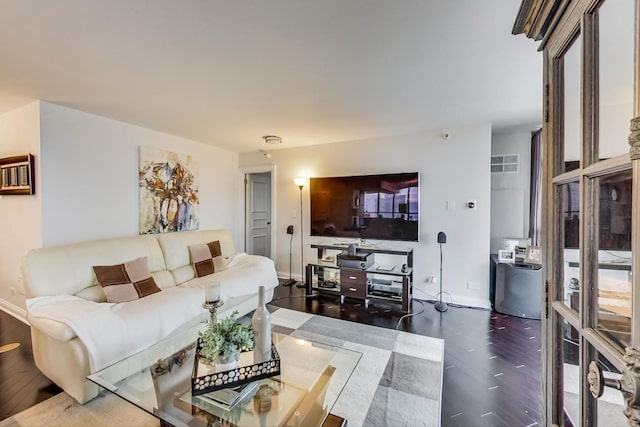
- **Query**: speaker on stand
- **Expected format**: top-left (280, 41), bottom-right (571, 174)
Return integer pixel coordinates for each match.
top-left (434, 231), bottom-right (448, 312)
top-left (282, 225), bottom-right (296, 287)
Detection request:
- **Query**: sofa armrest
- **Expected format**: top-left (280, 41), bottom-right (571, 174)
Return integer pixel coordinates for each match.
top-left (27, 313), bottom-right (77, 342)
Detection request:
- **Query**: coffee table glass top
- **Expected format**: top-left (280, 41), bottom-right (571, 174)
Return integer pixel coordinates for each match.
top-left (88, 316), bottom-right (361, 427)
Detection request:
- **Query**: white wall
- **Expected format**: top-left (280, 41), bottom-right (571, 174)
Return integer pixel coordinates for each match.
top-left (240, 124), bottom-right (492, 308)
top-left (0, 102), bottom-right (241, 317)
top-left (39, 102), bottom-right (241, 246)
top-left (0, 101), bottom-right (42, 319)
top-left (490, 128), bottom-right (534, 253)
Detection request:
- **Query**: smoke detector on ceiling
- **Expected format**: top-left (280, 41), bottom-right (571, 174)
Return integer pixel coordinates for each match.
top-left (262, 135), bottom-right (282, 145)
top-left (259, 150), bottom-right (272, 159)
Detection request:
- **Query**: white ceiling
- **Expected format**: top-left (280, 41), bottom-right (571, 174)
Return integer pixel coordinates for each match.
top-left (0, 0), bottom-right (542, 153)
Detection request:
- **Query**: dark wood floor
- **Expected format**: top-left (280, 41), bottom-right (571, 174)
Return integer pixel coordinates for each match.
top-left (0, 285), bottom-right (542, 426)
top-left (0, 310), bottom-right (61, 420)
top-left (270, 285), bottom-right (543, 427)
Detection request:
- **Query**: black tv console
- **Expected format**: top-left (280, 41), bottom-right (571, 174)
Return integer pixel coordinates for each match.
top-left (305, 243), bottom-right (414, 312)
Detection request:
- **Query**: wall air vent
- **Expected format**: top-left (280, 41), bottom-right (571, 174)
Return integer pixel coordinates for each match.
top-left (491, 154), bottom-right (520, 173)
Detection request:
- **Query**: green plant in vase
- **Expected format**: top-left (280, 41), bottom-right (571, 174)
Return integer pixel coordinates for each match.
top-left (199, 311), bottom-right (253, 369)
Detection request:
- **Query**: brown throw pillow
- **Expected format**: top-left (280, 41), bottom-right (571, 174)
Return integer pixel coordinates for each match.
top-left (93, 256), bottom-right (161, 303)
top-left (189, 240), bottom-right (226, 277)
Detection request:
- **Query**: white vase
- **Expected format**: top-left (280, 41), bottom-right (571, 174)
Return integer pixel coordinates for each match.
top-left (214, 355), bottom-right (239, 373)
top-left (252, 286), bottom-right (272, 363)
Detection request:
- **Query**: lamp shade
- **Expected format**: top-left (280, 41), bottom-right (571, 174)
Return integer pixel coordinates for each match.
top-left (293, 177), bottom-right (308, 188)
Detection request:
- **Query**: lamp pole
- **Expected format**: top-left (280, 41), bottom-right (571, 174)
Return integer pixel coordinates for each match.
top-left (293, 178), bottom-right (307, 288)
top-left (297, 183), bottom-right (305, 287)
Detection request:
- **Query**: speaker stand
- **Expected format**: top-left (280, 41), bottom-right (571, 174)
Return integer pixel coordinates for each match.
top-left (283, 232), bottom-right (295, 286)
top-left (434, 241), bottom-right (448, 312)
top-left (434, 300), bottom-right (448, 312)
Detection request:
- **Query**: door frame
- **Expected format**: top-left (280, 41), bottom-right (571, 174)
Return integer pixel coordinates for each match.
top-left (239, 165), bottom-right (277, 259)
top-left (541, 0), bottom-right (640, 424)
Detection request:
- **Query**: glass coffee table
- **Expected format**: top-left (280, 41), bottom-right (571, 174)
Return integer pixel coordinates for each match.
top-left (88, 316), bottom-right (361, 427)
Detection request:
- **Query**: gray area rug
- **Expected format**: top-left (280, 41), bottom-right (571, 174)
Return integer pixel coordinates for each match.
top-left (1, 307), bottom-right (443, 427)
top-left (269, 308), bottom-right (443, 426)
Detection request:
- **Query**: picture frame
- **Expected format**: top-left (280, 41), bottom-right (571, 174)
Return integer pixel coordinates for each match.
top-left (497, 249), bottom-right (515, 263)
top-left (0, 154), bottom-right (35, 195)
top-left (514, 246), bottom-right (527, 258)
top-left (502, 237), bottom-right (531, 251)
top-left (524, 246), bottom-right (542, 264)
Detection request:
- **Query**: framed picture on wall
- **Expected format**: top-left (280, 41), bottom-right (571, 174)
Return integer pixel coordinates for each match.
top-left (497, 249), bottom-right (515, 263)
top-left (0, 154), bottom-right (35, 195)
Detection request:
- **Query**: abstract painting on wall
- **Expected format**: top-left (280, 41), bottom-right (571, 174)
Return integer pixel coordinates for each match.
top-left (138, 146), bottom-right (199, 234)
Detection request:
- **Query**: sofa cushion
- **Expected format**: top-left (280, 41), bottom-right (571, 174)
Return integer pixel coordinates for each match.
top-left (93, 257), bottom-right (161, 303)
top-left (189, 241), bottom-right (227, 277)
top-left (157, 229), bottom-right (236, 285)
top-left (23, 234), bottom-right (170, 300)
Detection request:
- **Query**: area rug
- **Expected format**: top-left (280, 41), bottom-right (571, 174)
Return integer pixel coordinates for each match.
top-left (0, 307), bottom-right (443, 427)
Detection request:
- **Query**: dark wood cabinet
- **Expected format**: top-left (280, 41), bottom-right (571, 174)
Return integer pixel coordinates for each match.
top-left (339, 269), bottom-right (368, 300)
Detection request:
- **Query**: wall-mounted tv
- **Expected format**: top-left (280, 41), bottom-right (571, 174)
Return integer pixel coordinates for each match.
top-left (309, 172), bottom-right (419, 242)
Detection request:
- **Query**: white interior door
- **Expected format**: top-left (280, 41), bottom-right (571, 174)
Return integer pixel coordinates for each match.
top-left (246, 172), bottom-right (271, 258)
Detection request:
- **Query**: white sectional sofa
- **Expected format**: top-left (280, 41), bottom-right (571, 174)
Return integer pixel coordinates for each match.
top-left (22, 229), bottom-right (278, 404)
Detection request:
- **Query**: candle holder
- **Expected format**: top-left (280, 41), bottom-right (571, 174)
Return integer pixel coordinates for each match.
top-left (202, 300), bottom-right (224, 325)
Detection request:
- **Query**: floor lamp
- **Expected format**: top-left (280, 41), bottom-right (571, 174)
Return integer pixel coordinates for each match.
top-left (293, 177), bottom-right (307, 288)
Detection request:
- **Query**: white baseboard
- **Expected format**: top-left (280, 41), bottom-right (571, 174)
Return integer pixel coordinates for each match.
top-left (0, 298), bottom-right (28, 325)
top-left (276, 271), bottom-right (302, 282)
top-left (449, 294), bottom-right (491, 309)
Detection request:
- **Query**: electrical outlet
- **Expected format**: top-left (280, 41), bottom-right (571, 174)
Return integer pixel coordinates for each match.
top-left (286, 225), bottom-right (294, 234)
top-left (425, 276), bottom-right (438, 284)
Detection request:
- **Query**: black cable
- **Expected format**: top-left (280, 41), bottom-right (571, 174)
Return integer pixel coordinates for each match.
top-left (421, 298), bottom-right (490, 311)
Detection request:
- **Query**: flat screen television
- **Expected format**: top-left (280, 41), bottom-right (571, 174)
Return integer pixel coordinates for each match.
top-left (309, 172), bottom-right (419, 241)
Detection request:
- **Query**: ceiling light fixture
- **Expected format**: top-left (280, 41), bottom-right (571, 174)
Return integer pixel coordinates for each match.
top-left (262, 135), bottom-right (282, 145)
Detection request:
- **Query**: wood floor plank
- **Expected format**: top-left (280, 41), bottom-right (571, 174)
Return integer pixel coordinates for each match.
top-left (0, 310), bottom-right (61, 420)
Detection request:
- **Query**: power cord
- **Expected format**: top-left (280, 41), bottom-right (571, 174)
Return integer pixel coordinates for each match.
top-left (414, 287), bottom-right (456, 306)
top-left (413, 287), bottom-right (442, 301)
top-left (414, 287), bottom-right (490, 311)
top-left (395, 299), bottom-right (425, 329)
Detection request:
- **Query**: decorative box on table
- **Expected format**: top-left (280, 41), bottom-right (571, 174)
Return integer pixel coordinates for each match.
top-left (191, 337), bottom-right (281, 396)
